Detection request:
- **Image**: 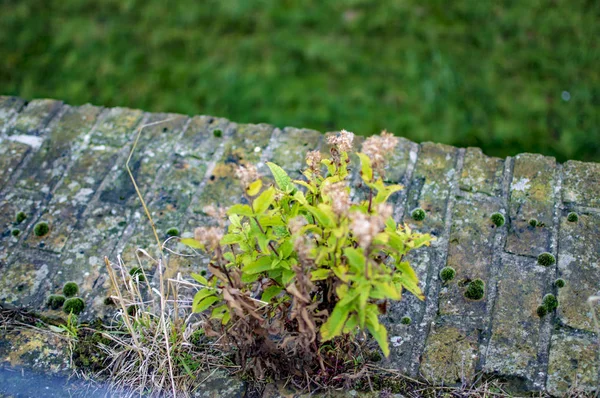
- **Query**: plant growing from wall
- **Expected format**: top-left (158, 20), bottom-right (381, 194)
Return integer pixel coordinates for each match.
top-left (182, 130), bottom-right (432, 380)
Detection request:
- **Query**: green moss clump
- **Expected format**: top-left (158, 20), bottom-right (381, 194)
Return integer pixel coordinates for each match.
top-left (34, 222), bottom-right (49, 237)
top-left (166, 227), bottom-right (180, 237)
top-left (129, 267), bottom-right (145, 282)
top-left (200, 270), bottom-right (207, 276)
top-left (440, 266), bottom-right (456, 283)
top-left (47, 294), bottom-right (66, 310)
top-left (63, 282), bottom-right (79, 297)
top-left (543, 294), bottom-right (558, 311)
top-left (400, 316), bottom-right (411, 325)
top-left (63, 297), bottom-right (85, 315)
top-left (537, 305), bottom-right (548, 317)
top-left (537, 252), bottom-right (556, 267)
top-left (567, 212), bottom-right (579, 222)
top-left (490, 213), bottom-right (505, 227)
top-left (554, 278), bottom-right (565, 288)
top-left (464, 279), bottom-right (485, 300)
top-left (529, 218), bottom-right (538, 227)
top-left (15, 211), bottom-right (27, 224)
top-left (411, 208), bottom-right (426, 221)
top-left (103, 297), bottom-right (115, 306)
top-left (213, 129), bottom-right (223, 138)
top-left (11, 229), bottom-right (20, 237)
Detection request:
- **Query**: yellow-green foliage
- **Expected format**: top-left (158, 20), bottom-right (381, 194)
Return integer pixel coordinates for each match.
top-left (183, 135), bottom-right (431, 358)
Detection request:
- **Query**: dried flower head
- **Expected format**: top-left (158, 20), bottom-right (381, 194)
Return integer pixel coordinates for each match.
top-left (350, 211), bottom-right (386, 249)
top-left (288, 216), bottom-right (307, 235)
top-left (322, 181), bottom-right (351, 217)
top-left (235, 164), bottom-right (259, 187)
top-left (194, 226), bottom-right (224, 250)
top-left (306, 150), bottom-right (322, 173)
top-left (327, 129), bottom-right (354, 154)
top-left (202, 205), bottom-right (228, 227)
top-left (376, 203), bottom-right (393, 220)
top-left (361, 130), bottom-right (398, 177)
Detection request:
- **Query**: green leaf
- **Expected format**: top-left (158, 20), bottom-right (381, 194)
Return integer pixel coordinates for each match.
top-left (193, 293), bottom-right (219, 313)
top-left (246, 179), bottom-right (263, 196)
top-left (221, 233), bottom-right (244, 245)
top-left (394, 262), bottom-right (424, 300)
top-left (253, 187), bottom-right (276, 214)
top-left (357, 153), bottom-right (373, 182)
top-left (211, 304), bottom-right (229, 319)
top-left (242, 256), bottom-right (274, 274)
top-left (293, 179), bottom-right (316, 194)
top-left (279, 240), bottom-right (294, 259)
top-left (181, 238), bottom-right (204, 250)
top-left (344, 247), bottom-right (366, 273)
top-left (310, 268), bottom-right (331, 281)
top-left (373, 184), bottom-right (403, 205)
top-left (267, 162), bottom-right (295, 193)
top-left (228, 204), bottom-right (254, 217)
top-left (342, 314), bottom-right (359, 334)
top-left (358, 284), bottom-right (371, 327)
top-left (320, 303), bottom-right (351, 341)
top-left (191, 273), bottom-right (208, 285)
top-left (261, 286), bottom-right (283, 302)
top-left (282, 269), bottom-right (295, 285)
top-left (305, 204), bottom-right (334, 228)
top-left (366, 309), bottom-right (390, 357)
top-left (257, 215), bottom-right (285, 227)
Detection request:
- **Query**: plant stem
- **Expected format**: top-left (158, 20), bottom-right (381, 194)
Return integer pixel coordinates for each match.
top-left (253, 217), bottom-right (280, 257)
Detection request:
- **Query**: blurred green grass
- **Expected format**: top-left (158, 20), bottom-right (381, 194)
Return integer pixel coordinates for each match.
top-left (1, 0), bottom-right (598, 162)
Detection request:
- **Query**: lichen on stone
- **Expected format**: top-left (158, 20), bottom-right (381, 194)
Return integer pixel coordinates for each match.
top-left (464, 279), bottom-right (485, 300)
top-left (33, 221), bottom-right (49, 237)
top-left (62, 282), bottom-right (79, 297)
top-left (537, 252), bottom-right (556, 267)
top-left (490, 212), bottom-right (505, 227)
top-left (411, 207), bottom-right (426, 221)
top-left (439, 266), bottom-right (456, 283)
top-left (63, 297), bottom-right (85, 315)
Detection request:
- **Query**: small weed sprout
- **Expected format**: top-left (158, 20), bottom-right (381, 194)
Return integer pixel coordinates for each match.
top-left (490, 213), bottom-right (505, 227)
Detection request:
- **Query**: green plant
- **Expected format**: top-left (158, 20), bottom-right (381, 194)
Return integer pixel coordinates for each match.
top-left (183, 130), bottom-right (431, 376)
top-left (47, 294), bottom-right (66, 310)
top-left (411, 208), bottom-right (426, 221)
top-left (63, 297), bottom-right (85, 315)
top-left (34, 221), bottom-right (49, 237)
top-left (567, 212), bottom-right (579, 222)
top-left (400, 316), bottom-right (411, 325)
top-left (554, 278), bottom-right (565, 288)
top-left (440, 266), bottom-right (456, 283)
top-left (464, 279), bottom-right (485, 300)
top-left (490, 213), bottom-right (505, 227)
top-left (15, 211), bottom-right (27, 224)
top-left (536, 305), bottom-right (548, 317)
top-left (11, 228), bottom-right (20, 237)
top-left (529, 218), bottom-right (538, 227)
top-left (542, 294), bottom-right (558, 311)
top-left (213, 129), bottom-right (222, 138)
top-left (59, 313), bottom-right (80, 338)
top-left (537, 252), bottom-right (556, 267)
top-left (63, 282), bottom-right (79, 297)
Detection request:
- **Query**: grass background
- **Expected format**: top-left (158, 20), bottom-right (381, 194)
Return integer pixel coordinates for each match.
top-left (1, 0), bottom-right (598, 162)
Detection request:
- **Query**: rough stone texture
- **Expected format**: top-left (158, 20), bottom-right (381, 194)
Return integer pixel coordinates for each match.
top-left (0, 96), bottom-right (598, 396)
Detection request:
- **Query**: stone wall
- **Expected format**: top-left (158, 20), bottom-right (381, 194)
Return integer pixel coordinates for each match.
top-left (0, 96), bottom-right (598, 396)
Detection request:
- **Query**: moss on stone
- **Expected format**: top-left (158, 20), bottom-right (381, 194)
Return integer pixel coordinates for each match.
top-left (62, 282), bottom-right (79, 297)
top-left (440, 266), bottom-right (456, 283)
top-left (63, 297), bottom-right (85, 315)
top-left (529, 218), bottom-right (539, 227)
top-left (490, 212), bottom-right (505, 227)
top-left (400, 316), bottom-right (412, 325)
top-left (554, 278), bottom-right (565, 288)
top-left (11, 228), bottom-right (20, 237)
top-left (543, 294), bottom-right (559, 311)
top-left (166, 227), bottom-right (180, 237)
top-left (464, 279), bottom-right (485, 300)
top-left (33, 221), bottom-right (49, 237)
top-left (411, 208), bottom-right (426, 221)
top-left (567, 212), bottom-right (579, 222)
top-left (537, 305), bottom-right (548, 317)
top-left (129, 267), bottom-right (145, 282)
top-left (15, 211), bottom-right (27, 224)
top-left (47, 294), bottom-right (66, 310)
top-left (537, 252), bottom-right (556, 267)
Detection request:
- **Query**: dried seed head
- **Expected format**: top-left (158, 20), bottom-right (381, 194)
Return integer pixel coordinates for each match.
top-left (306, 150), bottom-right (322, 173)
top-left (327, 129), bottom-right (354, 153)
top-left (202, 205), bottom-right (228, 227)
top-left (288, 216), bottom-right (307, 235)
top-left (194, 226), bottom-right (224, 250)
top-left (350, 211), bottom-right (386, 249)
top-left (235, 164), bottom-right (259, 188)
top-left (376, 203), bottom-right (393, 220)
top-left (361, 130), bottom-right (398, 176)
top-left (322, 181), bottom-right (350, 217)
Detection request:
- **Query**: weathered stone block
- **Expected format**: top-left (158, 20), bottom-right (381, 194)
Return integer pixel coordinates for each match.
top-left (506, 153), bottom-right (556, 257)
top-left (89, 107), bottom-right (143, 147)
top-left (0, 328), bottom-right (69, 373)
top-left (546, 330), bottom-right (598, 396)
top-left (0, 96), bottom-right (25, 131)
top-left (7, 99), bottom-right (62, 136)
top-left (16, 104), bottom-right (103, 193)
top-left (459, 147), bottom-right (504, 196)
top-left (0, 252), bottom-right (56, 307)
top-left (0, 189), bottom-right (44, 262)
top-left (0, 139), bottom-right (30, 189)
top-left (270, 127), bottom-right (322, 179)
top-left (562, 160), bottom-right (600, 209)
top-left (485, 254), bottom-right (549, 387)
top-left (557, 211), bottom-right (600, 332)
